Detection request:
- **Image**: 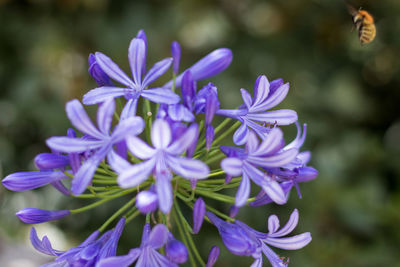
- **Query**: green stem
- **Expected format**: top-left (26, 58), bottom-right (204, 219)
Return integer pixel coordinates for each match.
top-left (213, 120), bottom-right (241, 145)
top-left (98, 197), bottom-right (136, 232)
top-left (173, 204), bottom-right (196, 267)
top-left (125, 209), bottom-right (141, 223)
top-left (214, 117), bottom-right (232, 135)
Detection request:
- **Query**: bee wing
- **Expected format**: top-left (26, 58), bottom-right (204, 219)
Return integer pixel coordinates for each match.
top-left (345, 3), bottom-right (358, 16)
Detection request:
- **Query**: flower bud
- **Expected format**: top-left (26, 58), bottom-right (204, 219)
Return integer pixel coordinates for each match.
top-left (136, 190), bottom-right (158, 214)
top-left (206, 246), bottom-right (220, 267)
top-left (206, 212), bottom-right (259, 256)
top-left (16, 208), bottom-right (70, 224)
top-left (171, 41), bottom-right (181, 74)
top-left (34, 153), bottom-right (69, 170)
top-left (2, 171), bottom-right (68, 191)
top-left (192, 197), bottom-right (205, 234)
top-left (165, 233), bottom-right (188, 264)
top-left (88, 53), bottom-right (113, 86)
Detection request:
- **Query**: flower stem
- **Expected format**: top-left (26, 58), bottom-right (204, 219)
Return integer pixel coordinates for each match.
top-left (98, 196), bottom-right (136, 232)
top-left (213, 120), bottom-right (241, 145)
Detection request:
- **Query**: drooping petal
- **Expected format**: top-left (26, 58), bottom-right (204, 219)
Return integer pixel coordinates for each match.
top-left (2, 171), bottom-right (68, 191)
top-left (46, 137), bottom-right (103, 153)
top-left (142, 58), bottom-right (173, 88)
top-left (71, 146), bottom-right (110, 195)
top-left (247, 109), bottom-right (298, 125)
top-left (83, 87), bottom-right (128, 105)
top-left (264, 233), bottom-right (312, 250)
top-left (233, 123), bottom-right (250, 146)
top-left (235, 174), bottom-right (251, 207)
top-left (95, 52), bottom-right (134, 88)
top-left (165, 48), bottom-right (233, 88)
top-left (151, 119), bottom-right (171, 149)
top-left (88, 53), bottom-right (113, 87)
top-left (66, 99), bottom-right (104, 139)
top-left (221, 157), bottom-right (243, 177)
top-left (156, 170), bottom-right (173, 213)
top-left (126, 136), bottom-right (156, 160)
top-left (111, 116), bottom-right (144, 143)
top-left (268, 215), bottom-right (280, 234)
top-left (120, 98), bottom-right (139, 120)
top-left (128, 38), bottom-right (146, 85)
top-left (141, 88), bottom-right (180, 104)
top-left (30, 228), bottom-right (64, 256)
top-left (166, 155), bottom-right (209, 179)
top-left (97, 99), bottom-right (115, 135)
top-left (117, 158), bottom-right (156, 188)
top-left (167, 123), bottom-right (198, 155)
top-left (16, 209), bottom-right (70, 224)
top-left (268, 209), bottom-right (299, 238)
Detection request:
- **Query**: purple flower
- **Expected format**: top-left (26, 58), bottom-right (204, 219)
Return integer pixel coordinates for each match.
top-left (96, 223), bottom-right (177, 267)
top-left (113, 119), bottom-right (209, 213)
top-left (193, 197), bottom-right (206, 234)
top-left (208, 209), bottom-right (312, 267)
top-left (83, 31), bottom-right (180, 119)
top-left (220, 129), bottom-right (298, 207)
top-left (34, 153), bottom-right (69, 170)
top-left (251, 123), bottom-right (318, 206)
top-left (16, 208), bottom-right (70, 224)
top-left (31, 218), bottom-right (125, 266)
top-left (2, 171), bottom-right (68, 191)
top-left (206, 246), bottom-right (220, 267)
top-left (164, 48), bottom-right (233, 89)
top-left (165, 233), bottom-right (188, 264)
top-left (46, 99), bottom-right (144, 195)
top-left (171, 41), bottom-right (181, 75)
top-left (216, 75), bottom-right (298, 145)
top-left (88, 53), bottom-right (114, 86)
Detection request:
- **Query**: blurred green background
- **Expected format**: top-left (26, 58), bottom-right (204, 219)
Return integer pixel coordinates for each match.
top-left (0, 0), bottom-right (399, 266)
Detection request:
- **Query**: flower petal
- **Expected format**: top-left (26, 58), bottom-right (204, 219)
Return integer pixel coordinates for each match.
top-left (240, 89), bottom-right (252, 109)
top-left (233, 123), bottom-right (250, 146)
top-left (246, 131), bottom-right (260, 154)
top-left (252, 75), bottom-right (270, 108)
top-left (46, 137), bottom-right (103, 153)
top-left (83, 87), bottom-right (129, 105)
top-left (111, 116), bottom-right (144, 143)
top-left (148, 224), bottom-right (168, 249)
top-left (269, 209), bottom-right (299, 238)
top-left (264, 232), bottom-right (312, 250)
top-left (248, 148), bottom-right (298, 168)
top-left (30, 228), bottom-right (63, 256)
top-left (97, 99), bottom-right (115, 135)
top-left (166, 155), bottom-right (209, 179)
top-left (235, 174), bottom-right (251, 207)
top-left (156, 170), bottom-right (173, 213)
top-left (261, 177), bottom-right (287, 205)
top-left (126, 136), bottom-right (156, 159)
top-left (268, 215), bottom-right (280, 235)
top-left (95, 52), bottom-right (134, 87)
top-left (252, 128), bottom-right (284, 157)
top-left (128, 38), bottom-right (146, 85)
top-left (71, 146), bottom-right (109, 195)
top-left (117, 158), bottom-right (156, 188)
top-left (221, 157), bottom-right (243, 177)
top-left (120, 98), bottom-right (139, 120)
top-left (107, 149), bottom-right (131, 174)
top-left (17, 209), bottom-right (70, 224)
top-left (193, 198), bottom-right (206, 234)
top-left (66, 99), bottom-right (104, 139)
top-left (142, 58), bottom-right (173, 87)
top-left (247, 109), bottom-right (298, 125)
top-left (171, 41), bottom-right (181, 74)
top-left (167, 123), bottom-right (198, 155)
top-left (141, 88), bottom-right (180, 104)
top-left (151, 119), bottom-right (171, 149)
top-left (250, 83), bottom-right (289, 113)
top-left (96, 252), bottom-right (137, 267)
top-left (205, 246), bottom-right (220, 267)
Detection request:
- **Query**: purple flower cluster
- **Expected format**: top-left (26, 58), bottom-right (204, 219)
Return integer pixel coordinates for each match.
top-left (2, 30), bottom-right (317, 266)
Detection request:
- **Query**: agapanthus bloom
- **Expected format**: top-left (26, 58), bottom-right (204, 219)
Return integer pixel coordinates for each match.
top-left (221, 128), bottom-right (298, 207)
top-left (83, 31), bottom-right (180, 119)
top-left (217, 75), bottom-right (298, 145)
top-left (47, 98), bottom-right (144, 195)
top-left (111, 119), bottom-right (209, 213)
top-left (31, 218), bottom-right (125, 266)
top-left (207, 209), bottom-right (312, 267)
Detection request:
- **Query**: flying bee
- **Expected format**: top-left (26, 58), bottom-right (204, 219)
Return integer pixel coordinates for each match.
top-left (347, 4), bottom-right (376, 44)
